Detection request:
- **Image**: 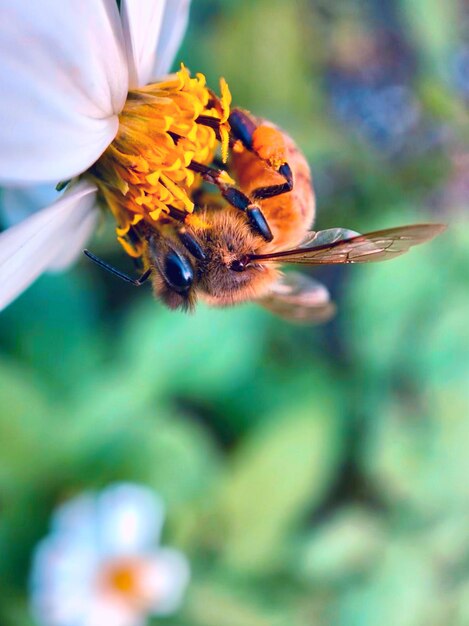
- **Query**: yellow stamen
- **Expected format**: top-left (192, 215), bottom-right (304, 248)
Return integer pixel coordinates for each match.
top-left (117, 237), bottom-right (143, 258)
top-left (218, 170), bottom-right (235, 185)
top-left (185, 213), bottom-right (210, 230)
top-left (115, 213), bottom-right (144, 237)
top-left (89, 65), bottom-right (232, 257)
top-left (219, 78), bottom-right (232, 121)
top-left (219, 125), bottom-right (230, 163)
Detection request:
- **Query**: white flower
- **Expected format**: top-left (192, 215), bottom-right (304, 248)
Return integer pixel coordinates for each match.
top-left (30, 483), bottom-right (190, 626)
top-left (0, 0), bottom-right (192, 310)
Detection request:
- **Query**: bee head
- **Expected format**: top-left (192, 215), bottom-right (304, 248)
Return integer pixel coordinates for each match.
top-left (143, 207), bottom-right (279, 310)
top-left (189, 207), bottom-right (280, 307)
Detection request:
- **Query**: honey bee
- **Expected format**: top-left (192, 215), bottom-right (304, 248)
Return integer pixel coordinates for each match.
top-left (85, 108), bottom-right (445, 322)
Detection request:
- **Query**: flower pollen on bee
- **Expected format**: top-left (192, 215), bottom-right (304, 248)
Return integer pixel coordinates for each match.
top-left (88, 65), bottom-right (231, 258)
top-left (251, 125), bottom-right (287, 170)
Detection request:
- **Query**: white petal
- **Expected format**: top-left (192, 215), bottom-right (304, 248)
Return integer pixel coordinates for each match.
top-left (0, 180), bottom-right (98, 311)
top-left (145, 549), bottom-right (190, 615)
top-left (51, 493), bottom-right (98, 542)
top-left (30, 536), bottom-right (97, 593)
top-left (1, 185), bottom-right (97, 271)
top-left (85, 598), bottom-right (144, 626)
top-left (120, 0), bottom-right (166, 88)
top-left (96, 483), bottom-right (165, 556)
top-left (152, 0), bottom-right (192, 78)
top-left (30, 536), bottom-right (97, 626)
top-left (1, 185), bottom-right (60, 227)
top-left (0, 0), bottom-right (129, 184)
top-left (48, 204), bottom-right (98, 271)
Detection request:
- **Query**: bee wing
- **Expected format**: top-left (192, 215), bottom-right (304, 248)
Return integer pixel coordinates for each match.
top-left (0, 180), bottom-right (98, 311)
top-left (250, 224), bottom-right (446, 265)
top-left (298, 227), bottom-right (362, 248)
top-left (258, 271), bottom-right (336, 323)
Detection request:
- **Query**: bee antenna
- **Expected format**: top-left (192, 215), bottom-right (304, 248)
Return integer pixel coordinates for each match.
top-left (83, 250), bottom-right (152, 286)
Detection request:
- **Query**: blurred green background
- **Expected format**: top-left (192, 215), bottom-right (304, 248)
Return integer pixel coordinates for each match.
top-left (1, 0), bottom-right (468, 624)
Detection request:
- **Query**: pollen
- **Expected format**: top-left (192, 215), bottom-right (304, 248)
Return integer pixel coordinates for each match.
top-left (252, 125), bottom-right (287, 170)
top-left (89, 65), bottom-right (231, 256)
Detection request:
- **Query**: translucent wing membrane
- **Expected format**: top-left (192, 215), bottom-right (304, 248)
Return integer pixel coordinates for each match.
top-left (258, 272), bottom-right (336, 323)
top-left (250, 224), bottom-right (446, 265)
top-left (298, 227), bottom-right (361, 248)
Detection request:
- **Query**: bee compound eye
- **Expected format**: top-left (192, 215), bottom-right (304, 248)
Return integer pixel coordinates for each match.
top-left (163, 249), bottom-right (194, 293)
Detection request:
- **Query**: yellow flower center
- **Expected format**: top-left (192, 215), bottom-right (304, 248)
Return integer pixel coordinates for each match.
top-left (108, 564), bottom-right (139, 595)
top-left (89, 65), bottom-right (231, 257)
top-left (102, 559), bottom-right (154, 609)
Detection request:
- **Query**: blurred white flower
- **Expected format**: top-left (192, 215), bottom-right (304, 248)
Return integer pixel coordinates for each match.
top-left (0, 0), bottom-right (191, 310)
top-left (30, 483), bottom-right (190, 626)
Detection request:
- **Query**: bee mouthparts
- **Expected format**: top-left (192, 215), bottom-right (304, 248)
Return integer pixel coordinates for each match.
top-left (230, 256), bottom-right (250, 272)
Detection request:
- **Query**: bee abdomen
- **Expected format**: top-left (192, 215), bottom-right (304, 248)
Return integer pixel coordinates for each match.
top-left (231, 126), bottom-right (315, 250)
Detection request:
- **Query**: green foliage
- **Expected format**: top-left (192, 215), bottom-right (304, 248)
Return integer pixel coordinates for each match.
top-left (219, 399), bottom-right (342, 572)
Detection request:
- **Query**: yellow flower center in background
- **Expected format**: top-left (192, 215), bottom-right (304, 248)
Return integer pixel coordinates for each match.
top-left (89, 65), bottom-right (231, 257)
top-left (102, 559), bottom-right (154, 609)
top-left (108, 564), bottom-right (139, 595)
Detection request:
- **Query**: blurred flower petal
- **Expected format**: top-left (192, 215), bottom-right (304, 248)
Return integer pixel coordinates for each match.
top-left (52, 494), bottom-right (98, 542)
top-left (84, 599), bottom-right (144, 626)
top-left (0, 0), bottom-right (128, 184)
top-left (0, 180), bottom-right (98, 311)
top-left (153, 0), bottom-right (192, 78)
top-left (120, 0), bottom-right (166, 87)
top-left (145, 549), bottom-right (190, 616)
top-left (30, 484), bottom-right (188, 626)
top-left (96, 484), bottom-right (165, 556)
top-left (31, 537), bottom-right (97, 594)
top-left (30, 537), bottom-right (96, 626)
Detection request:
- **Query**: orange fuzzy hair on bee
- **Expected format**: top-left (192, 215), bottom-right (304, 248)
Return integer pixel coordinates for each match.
top-left (230, 119), bottom-right (316, 251)
top-left (252, 125), bottom-right (287, 169)
top-left (190, 206), bottom-right (280, 306)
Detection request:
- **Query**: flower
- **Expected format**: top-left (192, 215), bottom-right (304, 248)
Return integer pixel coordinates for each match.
top-left (30, 483), bottom-right (190, 626)
top-left (0, 0), bottom-right (230, 310)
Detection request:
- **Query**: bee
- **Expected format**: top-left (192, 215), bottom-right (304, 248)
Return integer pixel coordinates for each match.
top-left (85, 108), bottom-right (445, 322)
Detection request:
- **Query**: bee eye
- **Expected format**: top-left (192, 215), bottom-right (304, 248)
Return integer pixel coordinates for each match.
top-left (163, 249), bottom-right (194, 293)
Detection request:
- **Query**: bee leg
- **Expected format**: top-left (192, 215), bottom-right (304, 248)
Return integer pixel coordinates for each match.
top-left (210, 156), bottom-right (225, 169)
top-left (83, 250), bottom-right (152, 286)
top-left (188, 161), bottom-right (273, 242)
top-left (176, 229), bottom-right (206, 261)
top-left (195, 114), bottom-right (223, 142)
top-left (251, 163), bottom-right (293, 200)
top-left (197, 109), bottom-right (293, 200)
top-left (223, 187), bottom-right (273, 242)
top-left (227, 109), bottom-right (257, 150)
top-left (228, 109), bottom-right (294, 200)
top-left (162, 206), bottom-right (208, 260)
